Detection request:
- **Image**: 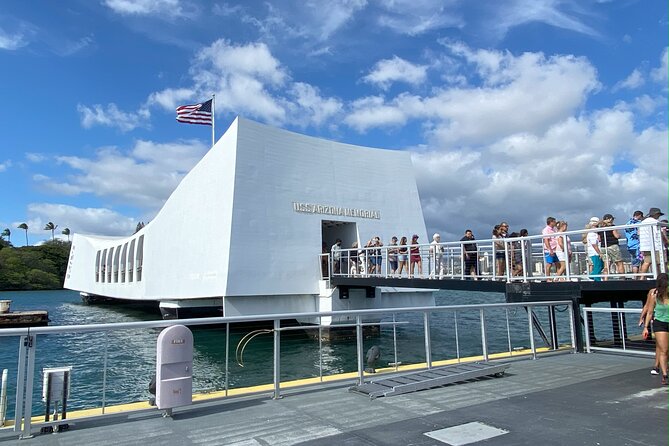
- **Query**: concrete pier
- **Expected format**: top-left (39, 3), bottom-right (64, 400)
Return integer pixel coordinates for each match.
top-left (0, 310), bottom-right (48, 327)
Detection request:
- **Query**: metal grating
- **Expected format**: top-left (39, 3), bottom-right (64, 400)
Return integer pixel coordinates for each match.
top-left (349, 362), bottom-right (510, 399)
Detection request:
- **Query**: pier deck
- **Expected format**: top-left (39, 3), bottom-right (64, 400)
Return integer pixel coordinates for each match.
top-left (3, 353), bottom-right (664, 445)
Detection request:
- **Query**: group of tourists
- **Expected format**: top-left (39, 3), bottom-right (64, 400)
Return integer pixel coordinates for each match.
top-left (328, 207), bottom-right (667, 280)
top-left (331, 235), bottom-right (425, 278)
top-left (576, 207), bottom-right (667, 281)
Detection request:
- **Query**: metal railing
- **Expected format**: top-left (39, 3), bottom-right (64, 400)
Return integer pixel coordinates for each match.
top-left (2, 300), bottom-right (575, 439)
top-left (328, 221), bottom-right (668, 283)
top-left (582, 306), bottom-right (654, 356)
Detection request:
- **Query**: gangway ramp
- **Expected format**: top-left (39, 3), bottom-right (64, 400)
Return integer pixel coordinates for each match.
top-left (349, 361), bottom-right (510, 399)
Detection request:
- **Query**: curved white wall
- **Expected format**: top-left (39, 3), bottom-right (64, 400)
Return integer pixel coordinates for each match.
top-left (65, 117), bottom-right (427, 301)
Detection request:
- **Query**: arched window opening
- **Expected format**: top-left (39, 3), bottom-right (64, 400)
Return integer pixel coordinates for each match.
top-left (120, 243), bottom-right (128, 283)
top-left (107, 247), bottom-right (114, 283)
top-left (101, 249), bottom-right (108, 283)
top-left (136, 235), bottom-right (144, 281)
top-left (128, 240), bottom-right (135, 282)
top-left (95, 251), bottom-right (101, 282)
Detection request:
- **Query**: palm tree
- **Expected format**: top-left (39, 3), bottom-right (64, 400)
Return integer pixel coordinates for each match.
top-left (44, 222), bottom-right (58, 241)
top-left (62, 227), bottom-right (71, 241)
top-left (17, 223), bottom-right (28, 246)
top-left (1, 228), bottom-right (10, 243)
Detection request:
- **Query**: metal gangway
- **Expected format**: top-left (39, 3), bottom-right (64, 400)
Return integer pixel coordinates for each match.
top-left (349, 361), bottom-right (510, 399)
top-left (323, 220), bottom-right (668, 284)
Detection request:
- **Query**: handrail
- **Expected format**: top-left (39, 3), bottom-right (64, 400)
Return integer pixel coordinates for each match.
top-left (7, 300), bottom-right (575, 439)
top-left (582, 306), bottom-right (652, 357)
top-left (0, 300), bottom-right (572, 336)
top-left (329, 220), bottom-right (668, 282)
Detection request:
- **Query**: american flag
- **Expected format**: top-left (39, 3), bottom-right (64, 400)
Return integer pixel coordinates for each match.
top-left (176, 99), bottom-right (213, 126)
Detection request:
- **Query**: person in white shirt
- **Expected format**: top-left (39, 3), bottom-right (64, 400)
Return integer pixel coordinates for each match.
top-left (331, 239), bottom-right (342, 274)
top-left (587, 222), bottom-right (603, 281)
top-left (429, 233), bottom-right (444, 278)
top-left (640, 208), bottom-right (665, 276)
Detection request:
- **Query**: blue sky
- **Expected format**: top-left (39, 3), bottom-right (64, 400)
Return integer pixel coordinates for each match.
top-left (0, 0), bottom-right (667, 245)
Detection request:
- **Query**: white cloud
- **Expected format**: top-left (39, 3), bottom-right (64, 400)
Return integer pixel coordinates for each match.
top-left (613, 68), bottom-right (645, 91)
top-left (288, 83), bottom-right (343, 127)
top-left (219, 1), bottom-right (368, 42)
top-left (627, 94), bottom-right (666, 116)
top-left (487, 0), bottom-right (601, 41)
top-left (103, 0), bottom-right (192, 18)
top-left (345, 95), bottom-right (409, 131)
top-left (0, 27), bottom-right (27, 50)
top-left (147, 88), bottom-right (195, 110)
top-left (376, 0), bottom-right (463, 35)
top-left (27, 203), bottom-right (137, 238)
top-left (411, 106), bottom-right (668, 241)
top-left (35, 139), bottom-right (208, 212)
top-left (77, 103), bottom-right (150, 132)
top-left (346, 43), bottom-right (600, 146)
top-left (26, 153), bottom-right (46, 163)
top-left (56, 35), bottom-right (95, 56)
top-left (363, 56), bottom-right (428, 90)
top-left (149, 39), bottom-right (343, 127)
top-left (651, 47), bottom-right (668, 84)
top-left (0, 160), bottom-right (11, 172)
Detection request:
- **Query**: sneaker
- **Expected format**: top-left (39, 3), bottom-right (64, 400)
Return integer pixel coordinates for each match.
top-left (651, 368), bottom-right (660, 375)
top-left (662, 375), bottom-right (668, 385)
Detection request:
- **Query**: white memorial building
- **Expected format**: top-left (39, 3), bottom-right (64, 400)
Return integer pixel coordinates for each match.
top-left (64, 117), bottom-right (432, 322)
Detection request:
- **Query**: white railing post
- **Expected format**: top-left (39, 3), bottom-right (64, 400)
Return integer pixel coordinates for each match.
top-left (273, 319), bottom-right (281, 399)
top-left (356, 316), bottom-right (364, 385)
top-left (225, 323), bottom-right (230, 396)
top-left (424, 312), bottom-right (432, 369)
top-left (582, 307), bottom-right (591, 353)
top-left (13, 336), bottom-right (27, 435)
top-left (527, 307), bottom-right (537, 360)
top-left (20, 334), bottom-right (36, 439)
top-left (454, 311), bottom-right (461, 362)
top-left (505, 241), bottom-right (511, 282)
top-left (480, 309), bottom-right (488, 361)
top-left (568, 302), bottom-right (577, 353)
top-left (102, 332), bottom-right (108, 413)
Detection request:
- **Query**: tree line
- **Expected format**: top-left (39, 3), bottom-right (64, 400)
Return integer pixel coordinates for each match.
top-left (2, 222), bottom-right (71, 246)
top-left (0, 222), bottom-right (72, 291)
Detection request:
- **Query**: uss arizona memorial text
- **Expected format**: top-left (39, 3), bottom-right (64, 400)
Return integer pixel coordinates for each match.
top-left (292, 202), bottom-right (381, 220)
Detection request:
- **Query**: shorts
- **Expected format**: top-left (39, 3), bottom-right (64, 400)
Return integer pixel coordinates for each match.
top-left (601, 244), bottom-right (621, 263)
top-left (410, 255), bottom-right (421, 262)
top-left (653, 319), bottom-right (669, 333)
top-left (628, 248), bottom-right (642, 267)
top-left (556, 251), bottom-right (566, 262)
top-left (544, 252), bottom-right (559, 264)
top-left (398, 254), bottom-right (407, 262)
top-left (642, 251), bottom-right (662, 265)
top-left (495, 252), bottom-right (505, 259)
top-left (389, 260), bottom-right (398, 270)
top-left (373, 256), bottom-right (382, 265)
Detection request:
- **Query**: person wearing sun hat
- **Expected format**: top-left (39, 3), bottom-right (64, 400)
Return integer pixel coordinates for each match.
top-left (601, 214), bottom-right (623, 278)
top-left (581, 217), bottom-right (600, 276)
top-left (640, 208), bottom-right (666, 276)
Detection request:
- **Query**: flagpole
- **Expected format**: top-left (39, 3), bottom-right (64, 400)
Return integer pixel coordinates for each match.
top-left (211, 94), bottom-right (216, 148)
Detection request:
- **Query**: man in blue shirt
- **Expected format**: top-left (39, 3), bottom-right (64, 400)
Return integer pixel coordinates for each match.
top-left (625, 210), bottom-right (644, 278)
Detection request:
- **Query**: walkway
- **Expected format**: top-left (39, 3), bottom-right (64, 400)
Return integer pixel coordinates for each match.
top-left (4, 353), bottom-right (665, 445)
top-left (327, 220), bottom-right (667, 284)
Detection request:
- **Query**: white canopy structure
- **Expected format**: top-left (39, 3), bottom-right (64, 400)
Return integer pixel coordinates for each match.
top-left (64, 117), bottom-right (432, 320)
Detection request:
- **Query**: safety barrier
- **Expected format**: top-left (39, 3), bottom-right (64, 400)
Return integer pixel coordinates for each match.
top-left (1, 300), bottom-right (575, 439)
top-left (328, 221), bottom-right (668, 282)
